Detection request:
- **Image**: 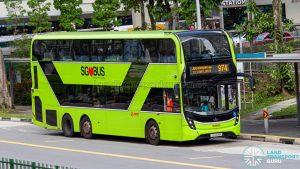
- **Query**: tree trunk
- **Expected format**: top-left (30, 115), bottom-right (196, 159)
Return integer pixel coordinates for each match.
top-left (0, 49), bottom-right (12, 109)
top-left (140, 0), bottom-right (147, 30)
top-left (148, 0), bottom-right (156, 30)
top-left (273, 0), bottom-right (283, 53)
top-left (164, 0), bottom-right (172, 30)
top-left (172, 0), bottom-right (179, 30)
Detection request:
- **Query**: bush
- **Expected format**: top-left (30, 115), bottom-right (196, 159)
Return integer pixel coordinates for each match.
top-left (13, 80), bottom-right (32, 105)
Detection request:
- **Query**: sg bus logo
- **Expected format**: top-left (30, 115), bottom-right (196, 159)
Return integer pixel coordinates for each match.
top-left (81, 66), bottom-right (105, 77)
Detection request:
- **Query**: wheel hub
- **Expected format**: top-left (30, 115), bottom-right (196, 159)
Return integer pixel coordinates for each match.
top-left (149, 126), bottom-right (158, 139)
top-left (83, 121), bottom-right (91, 134)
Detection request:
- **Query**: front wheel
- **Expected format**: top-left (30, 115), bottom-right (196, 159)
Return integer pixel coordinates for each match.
top-left (146, 120), bottom-right (160, 145)
top-left (80, 116), bottom-right (93, 139)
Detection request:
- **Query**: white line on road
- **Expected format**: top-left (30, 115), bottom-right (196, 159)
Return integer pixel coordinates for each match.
top-left (0, 139), bottom-right (231, 169)
top-left (45, 140), bottom-right (74, 143)
top-left (190, 156), bottom-right (223, 160)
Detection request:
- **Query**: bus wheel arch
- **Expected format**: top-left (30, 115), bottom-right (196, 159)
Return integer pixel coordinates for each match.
top-left (80, 115), bottom-right (93, 139)
top-left (62, 113), bottom-right (74, 137)
top-left (145, 119), bottom-right (161, 145)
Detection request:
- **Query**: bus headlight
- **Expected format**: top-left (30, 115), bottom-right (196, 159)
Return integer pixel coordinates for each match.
top-left (234, 113), bottom-right (239, 126)
top-left (186, 116), bottom-right (196, 130)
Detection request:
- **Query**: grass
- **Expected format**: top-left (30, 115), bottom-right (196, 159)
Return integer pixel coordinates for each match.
top-left (240, 94), bottom-right (295, 117)
top-left (271, 104), bottom-right (298, 119)
top-left (0, 109), bottom-right (32, 119)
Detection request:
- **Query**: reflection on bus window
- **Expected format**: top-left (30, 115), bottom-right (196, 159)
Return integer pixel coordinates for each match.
top-left (179, 35), bottom-right (231, 61)
top-left (33, 39), bottom-right (177, 63)
top-left (183, 84), bottom-right (237, 115)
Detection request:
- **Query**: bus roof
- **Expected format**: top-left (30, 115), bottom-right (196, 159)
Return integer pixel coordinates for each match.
top-left (175, 30), bottom-right (226, 37)
top-left (32, 30), bottom-right (184, 40)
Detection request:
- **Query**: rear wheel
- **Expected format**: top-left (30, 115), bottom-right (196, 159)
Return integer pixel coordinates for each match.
top-left (80, 116), bottom-right (93, 139)
top-left (146, 120), bottom-right (160, 145)
top-left (62, 114), bottom-right (74, 137)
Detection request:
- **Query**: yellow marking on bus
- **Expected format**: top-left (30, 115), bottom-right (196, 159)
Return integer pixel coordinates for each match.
top-left (190, 156), bottom-right (223, 160)
top-left (0, 139), bottom-right (230, 169)
top-left (45, 139), bottom-right (74, 143)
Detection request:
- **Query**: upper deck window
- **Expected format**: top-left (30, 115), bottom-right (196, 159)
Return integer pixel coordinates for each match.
top-left (177, 33), bottom-right (231, 62)
top-left (32, 39), bottom-right (177, 63)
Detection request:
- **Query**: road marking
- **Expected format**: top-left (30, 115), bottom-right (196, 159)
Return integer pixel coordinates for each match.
top-left (45, 140), bottom-right (74, 143)
top-left (190, 156), bottom-right (223, 160)
top-left (0, 139), bottom-right (230, 169)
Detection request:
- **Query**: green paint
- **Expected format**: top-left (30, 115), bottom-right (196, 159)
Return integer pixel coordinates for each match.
top-left (31, 31), bottom-right (239, 142)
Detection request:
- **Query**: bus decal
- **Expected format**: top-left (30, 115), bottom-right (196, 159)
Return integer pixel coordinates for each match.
top-left (81, 66), bottom-right (105, 77)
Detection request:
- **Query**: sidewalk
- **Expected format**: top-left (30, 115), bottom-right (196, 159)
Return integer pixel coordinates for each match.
top-left (240, 119), bottom-right (300, 144)
top-left (245, 98), bottom-right (296, 120)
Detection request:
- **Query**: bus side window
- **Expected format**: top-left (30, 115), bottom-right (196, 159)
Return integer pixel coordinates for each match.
top-left (158, 39), bottom-right (176, 63)
top-left (142, 88), bottom-right (180, 113)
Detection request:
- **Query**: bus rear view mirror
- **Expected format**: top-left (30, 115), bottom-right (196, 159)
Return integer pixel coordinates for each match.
top-left (237, 73), bottom-right (256, 91)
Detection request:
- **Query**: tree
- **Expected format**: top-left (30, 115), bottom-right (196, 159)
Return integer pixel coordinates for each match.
top-left (121, 0), bottom-right (147, 30)
top-left (4, 0), bottom-right (26, 34)
top-left (235, 1), bottom-right (274, 45)
top-left (53, 0), bottom-right (84, 31)
top-left (92, 0), bottom-right (120, 30)
top-left (179, 0), bottom-right (223, 29)
top-left (27, 0), bottom-right (52, 33)
top-left (0, 50), bottom-right (12, 109)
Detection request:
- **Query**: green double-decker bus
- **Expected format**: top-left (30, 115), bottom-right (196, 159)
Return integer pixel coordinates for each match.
top-left (31, 30), bottom-right (241, 145)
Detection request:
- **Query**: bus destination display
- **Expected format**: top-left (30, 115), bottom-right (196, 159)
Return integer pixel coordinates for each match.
top-left (190, 64), bottom-right (229, 76)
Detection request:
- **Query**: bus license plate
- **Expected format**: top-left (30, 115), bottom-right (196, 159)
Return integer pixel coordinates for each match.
top-left (210, 133), bottom-right (223, 137)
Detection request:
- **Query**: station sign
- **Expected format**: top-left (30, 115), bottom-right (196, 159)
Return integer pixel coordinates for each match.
top-left (222, 0), bottom-right (248, 7)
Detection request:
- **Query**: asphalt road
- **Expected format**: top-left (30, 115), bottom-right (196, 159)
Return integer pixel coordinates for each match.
top-left (0, 121), bottom-right (300, 169)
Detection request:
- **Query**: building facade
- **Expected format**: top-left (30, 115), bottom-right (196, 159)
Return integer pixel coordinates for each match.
top-left (221, 0), bottom-right (300, 30)
top-left (0, 0), bottom-right (132, 35)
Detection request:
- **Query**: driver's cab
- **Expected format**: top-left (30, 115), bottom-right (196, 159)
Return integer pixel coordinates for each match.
top-left (185, 37), bottom-right (216, 60)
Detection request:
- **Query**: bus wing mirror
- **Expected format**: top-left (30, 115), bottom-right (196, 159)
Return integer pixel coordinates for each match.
top-left (174, 84), bottom-right (180, 99)
top-left (237, 73), bottom-right (256, 91)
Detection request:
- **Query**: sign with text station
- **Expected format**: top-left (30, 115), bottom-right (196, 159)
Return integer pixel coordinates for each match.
top-left (190, 64), bottom-right (229, 76)
top-left (222, 0), bottom-right (247, 7)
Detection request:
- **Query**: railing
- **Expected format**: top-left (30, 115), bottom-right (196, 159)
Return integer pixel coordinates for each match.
top-left (0, 158), bottom-right (77, 169)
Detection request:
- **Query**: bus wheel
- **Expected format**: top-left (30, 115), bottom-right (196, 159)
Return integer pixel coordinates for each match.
top-left (146, 120), bottom-right (160, 145)
top-left (80, 116), bottom-right (93, 139)
top-left (62, 114), bottom-right (74, 137)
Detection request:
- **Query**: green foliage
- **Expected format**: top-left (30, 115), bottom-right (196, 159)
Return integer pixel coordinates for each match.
top-left (271, 104), bottom-right (297, 118)
top-left (53, 0), bottom-right (84, 31)
top-left (270, 63), bottom-right (295, 93)
top-left (27, 0), bottom-right (52, 33)
top-left (121, 0), bottom-right (141, 13)
top-left (235, 1), bottom-right (274, 42)
top-left (10, 35), bottom-right (31, 58)
top-left (121, 0), bottom-right (222, 30)
top-left (13, 80), bottom-right (32, 105)
top-left (179, 0), bottom-right (223, 26)
top-left (92, 0), bottom-right (120, 30)
top-left (240, 93), bottom-right (294, 116)
top-left (4, 0), bottom-right (26, 34)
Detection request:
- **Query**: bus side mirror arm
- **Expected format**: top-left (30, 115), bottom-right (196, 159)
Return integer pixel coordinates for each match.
top-left (237, 73), bottom-right (256, 91)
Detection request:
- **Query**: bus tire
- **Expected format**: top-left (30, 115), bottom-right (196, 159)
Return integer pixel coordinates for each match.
top-left (62, 114), bottom-right (74, 137)
top-left (146, 120), bottom-right (160, 145)
top-left (80, 116), bottom-right (93, 139)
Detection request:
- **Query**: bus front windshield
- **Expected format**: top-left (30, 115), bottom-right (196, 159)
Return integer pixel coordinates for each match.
top-left (183, 83), bottom-right (237, 115)
top-left (180, 35), bottom-right (231, 61)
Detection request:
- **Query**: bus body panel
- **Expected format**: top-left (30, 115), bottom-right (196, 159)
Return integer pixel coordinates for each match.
top-left (31, 31), bottom-right (240, 142)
